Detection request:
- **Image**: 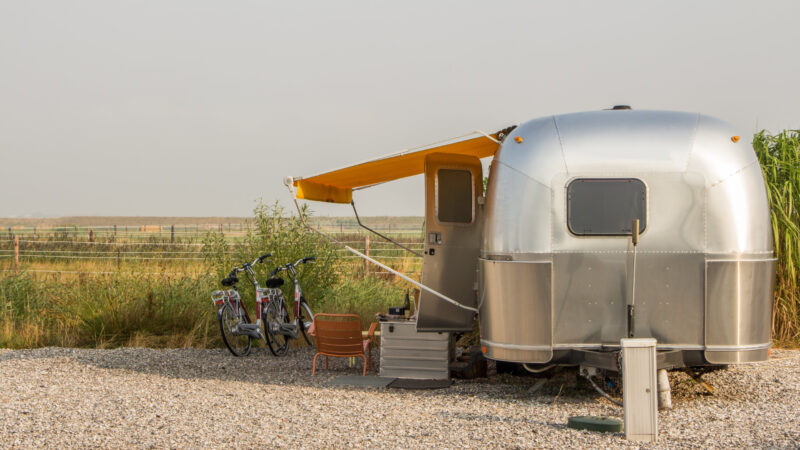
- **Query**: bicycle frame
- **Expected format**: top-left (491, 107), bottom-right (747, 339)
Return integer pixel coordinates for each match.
top-left (241, 263), bottom-right (269, 333)
top-left (287, 264), bottom-right (304, 319)
top-left (265, 257), bottom-right (315, 338)
top-left (264, 287), bottom-right (300, 340)
top-left (213, 255), bottom-right (272, 340)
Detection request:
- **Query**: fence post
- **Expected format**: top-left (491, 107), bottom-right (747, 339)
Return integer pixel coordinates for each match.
top-left (89, 229), bottom-right (94, 242)
top-left (117, 248), bottom-right (121, 267)
top-left (14, 235), bottom-right (19, 274)
top-left (171, 225), bottom-right (175, 243)
top-left (364, 235), bottom-right (370, 274)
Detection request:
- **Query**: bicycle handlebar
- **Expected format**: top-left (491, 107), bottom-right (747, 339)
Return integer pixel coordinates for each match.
top-left (221, 253), bottom-right (273, 284)
top-left (266, 256), bottom-right (316, 279)
top-left (294, 256), bottom-right (316, 266)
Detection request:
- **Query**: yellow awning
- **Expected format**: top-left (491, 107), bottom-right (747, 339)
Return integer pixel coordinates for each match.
top-left (291, 130), bottom-right (508, 203)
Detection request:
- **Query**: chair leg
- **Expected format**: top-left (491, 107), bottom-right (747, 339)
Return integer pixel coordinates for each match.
top-left (362, 355), bottom-right (367, 376)
top-left (368, 346), bottom-right (373, 372)
top-left (312, 353), bottom-right (320, 375)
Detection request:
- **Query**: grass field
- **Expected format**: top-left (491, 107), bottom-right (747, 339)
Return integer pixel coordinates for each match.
top-left (0, 204), bottom-right (423, 349)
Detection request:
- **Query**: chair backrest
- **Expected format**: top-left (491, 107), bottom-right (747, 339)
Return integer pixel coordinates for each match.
top-left (313, 313), bottom-right (364, 356)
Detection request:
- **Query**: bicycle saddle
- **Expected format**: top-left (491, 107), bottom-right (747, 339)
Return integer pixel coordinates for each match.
top-left (221, 276), bottom-right (238, 287)
top-left (265, 277), bottom-right (284, 288)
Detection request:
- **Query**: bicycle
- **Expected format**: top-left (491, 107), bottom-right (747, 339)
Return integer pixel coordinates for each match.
top-left (261, 256), bottom-right (316, 356)
top-left (211, 253), bottom-right (273, 357)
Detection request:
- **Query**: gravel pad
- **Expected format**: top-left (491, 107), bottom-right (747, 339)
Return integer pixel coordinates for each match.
top-left (1, 347), bottom-right (798, 448)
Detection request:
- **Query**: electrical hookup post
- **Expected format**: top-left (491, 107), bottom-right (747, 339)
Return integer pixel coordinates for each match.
top-left (621, 338), bottom-right (658, 442)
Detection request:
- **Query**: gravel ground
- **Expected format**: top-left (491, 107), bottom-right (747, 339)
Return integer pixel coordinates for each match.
top-left (0, 346), bottom-right (798, 448)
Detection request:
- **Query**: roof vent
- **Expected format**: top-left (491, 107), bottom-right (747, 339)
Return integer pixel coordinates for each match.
top-left (611, 105), bottom-right (632, 110)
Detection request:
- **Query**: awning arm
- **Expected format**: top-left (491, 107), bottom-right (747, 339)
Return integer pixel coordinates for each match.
top-left (286, 186), bottom-right (477, 314)
top-left (351, 200), bottom-right (423, 258)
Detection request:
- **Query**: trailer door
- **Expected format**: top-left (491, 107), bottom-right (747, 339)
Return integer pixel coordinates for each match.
top-left (417, 153), bottom-right (483, 332)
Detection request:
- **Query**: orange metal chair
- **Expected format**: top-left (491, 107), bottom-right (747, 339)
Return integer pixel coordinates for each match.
top-left (310, 313), bottom-right (378, 376)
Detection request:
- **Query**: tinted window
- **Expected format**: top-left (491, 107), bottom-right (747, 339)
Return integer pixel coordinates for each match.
top-left (437, 169), bottom-right (473, 223)
top-left (567, 178), bottom-right (646, 236)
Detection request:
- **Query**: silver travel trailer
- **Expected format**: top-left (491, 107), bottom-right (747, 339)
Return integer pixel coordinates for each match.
top-left (288, 107), bottom-right (775, 371)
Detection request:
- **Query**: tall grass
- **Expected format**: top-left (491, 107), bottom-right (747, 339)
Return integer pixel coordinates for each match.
top-left (0, 273), bottom-right (219, 348)
top-left (754, 130), bottom-right (800, 346)
top-left (0, 202), bottom-right (413, 348)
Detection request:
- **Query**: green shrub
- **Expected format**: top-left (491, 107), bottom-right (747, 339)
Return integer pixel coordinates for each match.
top-left (204, 201), bottom-right (406, 329)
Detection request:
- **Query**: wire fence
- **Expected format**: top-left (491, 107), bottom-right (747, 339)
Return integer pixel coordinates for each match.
top-left (0, 222), bottom-right (424, 239)
top-left (0, 225), bottom-right (424, 278)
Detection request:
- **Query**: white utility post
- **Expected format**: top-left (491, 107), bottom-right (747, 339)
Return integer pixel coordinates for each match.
top-left (621, 338), bottom-right (658, 442)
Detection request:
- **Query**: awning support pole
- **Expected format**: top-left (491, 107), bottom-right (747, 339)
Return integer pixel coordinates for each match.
top-left (351, 201), bottom-right (423, 258)
top-left (288, 192), bottom-right (477, 314)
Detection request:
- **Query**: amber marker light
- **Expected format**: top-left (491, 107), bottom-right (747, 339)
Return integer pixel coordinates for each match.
top-left (731, 136), bottom-right (740, 143)
top-left (514, 136), bottom-right (523, 143)
top-left (481, 346), bottom-right (487, 354)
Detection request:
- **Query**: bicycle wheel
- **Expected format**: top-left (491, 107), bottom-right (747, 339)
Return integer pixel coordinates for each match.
top-left (219, 302), bottom-right (252, 357)
top-left (263, 300), bottom-right (290, 356)
top-left (298, 301), bottom-right (315, 346)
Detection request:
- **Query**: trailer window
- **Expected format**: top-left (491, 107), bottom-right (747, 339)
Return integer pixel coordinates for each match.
top-left (567, 178), bottom-right (646, 236)
top-left (437, 169), bottom-right (473, 223)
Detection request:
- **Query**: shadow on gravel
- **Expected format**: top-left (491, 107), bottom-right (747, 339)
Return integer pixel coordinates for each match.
top-left (0, 347), bottom-right (605, 406)
top-left (433, 410), bottom-right (569, 431)
top-left (3, 346), bottom-right (787, 408)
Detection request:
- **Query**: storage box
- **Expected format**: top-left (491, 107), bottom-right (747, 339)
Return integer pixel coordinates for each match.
top-left (379, 321), bottom-right (450, 380)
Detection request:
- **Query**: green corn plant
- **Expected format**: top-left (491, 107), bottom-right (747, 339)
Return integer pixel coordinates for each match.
top-left (754, 130), bottom-right (800, 346)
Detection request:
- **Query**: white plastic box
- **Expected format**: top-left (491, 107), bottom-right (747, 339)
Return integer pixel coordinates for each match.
top-left (621, 338), bottom-right (658, 442)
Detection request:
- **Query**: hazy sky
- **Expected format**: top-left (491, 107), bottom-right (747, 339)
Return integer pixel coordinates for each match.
top-left (1, 1), bottom-right (798, 218)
